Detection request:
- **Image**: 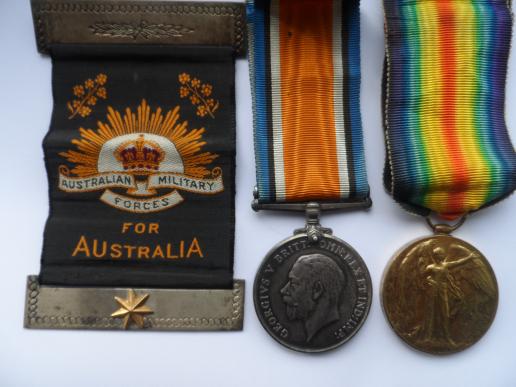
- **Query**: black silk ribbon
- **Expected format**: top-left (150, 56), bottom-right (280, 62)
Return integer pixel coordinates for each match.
top-left (39, 45), bottom-right (236, 289)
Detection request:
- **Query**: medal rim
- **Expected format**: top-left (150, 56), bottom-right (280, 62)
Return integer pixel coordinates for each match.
top-left (380, 234), bottom-right (499, 355)
top-left (253, 232), bottom-right (373, 354)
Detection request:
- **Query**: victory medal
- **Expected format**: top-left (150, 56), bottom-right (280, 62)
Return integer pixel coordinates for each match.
top-left (382, 220), bottom-right (498, 354)
top-left (381, 0), bottom-right (515, 354)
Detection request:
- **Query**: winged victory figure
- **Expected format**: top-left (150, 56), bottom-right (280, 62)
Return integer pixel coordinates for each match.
top-left (397, 239), bottom-right (497, 347)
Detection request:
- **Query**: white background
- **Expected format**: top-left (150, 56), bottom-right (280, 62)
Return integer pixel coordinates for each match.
top-left (0, 0), bottom-right (515, 386)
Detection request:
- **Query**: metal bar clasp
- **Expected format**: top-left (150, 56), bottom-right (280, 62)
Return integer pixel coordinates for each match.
top-left (252, 186), bottom-right (372, 212)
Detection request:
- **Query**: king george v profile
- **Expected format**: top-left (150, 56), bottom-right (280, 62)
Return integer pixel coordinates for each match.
top-left (281, 253), bottom-right (346, 342)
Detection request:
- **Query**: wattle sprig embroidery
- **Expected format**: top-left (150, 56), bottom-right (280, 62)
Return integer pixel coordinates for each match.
top-left (178, 73), bottom-right (219, 118)
top-left (67, 73), bottom-right (108, 119)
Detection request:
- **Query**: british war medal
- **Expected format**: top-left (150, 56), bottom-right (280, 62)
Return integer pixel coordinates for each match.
top-left (25, 0), bottom-right (245, 331)
top-left (247, 0), bottom-right (372, 352)
top-left (382, 0), bottom-right (516, 354)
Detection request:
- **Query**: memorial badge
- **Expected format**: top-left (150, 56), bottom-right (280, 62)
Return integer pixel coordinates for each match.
top-left (25, 0), bottom-right (246, 332)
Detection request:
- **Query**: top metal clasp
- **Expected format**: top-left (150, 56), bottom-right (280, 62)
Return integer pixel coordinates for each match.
top-left (251, 186), bottom-right (372, 212)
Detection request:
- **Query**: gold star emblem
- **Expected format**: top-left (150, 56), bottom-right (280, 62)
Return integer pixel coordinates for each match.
top-left (111, 289), bottom-right (153, 329)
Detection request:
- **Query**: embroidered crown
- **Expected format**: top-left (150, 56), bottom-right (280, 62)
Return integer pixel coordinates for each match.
top-left (115, 134), bottom-right (164, 174)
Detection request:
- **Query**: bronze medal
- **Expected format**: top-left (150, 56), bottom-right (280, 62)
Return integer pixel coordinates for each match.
top-left (382, 223), bottom-right (498, 355)
top-left (382, 0), bottom-right (514, 354)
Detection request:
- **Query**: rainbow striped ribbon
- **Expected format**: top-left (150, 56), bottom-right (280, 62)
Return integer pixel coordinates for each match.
top-left (247, 0), bottom-right (369, 205)
top-left (384, 0), bottom-right (516, 219)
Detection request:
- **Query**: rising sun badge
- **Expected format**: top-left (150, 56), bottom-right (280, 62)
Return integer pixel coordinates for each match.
top-left (59, 99), bottom-right (224, 213)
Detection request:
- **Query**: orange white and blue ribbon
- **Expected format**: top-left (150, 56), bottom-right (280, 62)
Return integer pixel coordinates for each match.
top-left (247, 0), bottom-right (369, 204)
top-left (384, 0), bottom-right (516, 219)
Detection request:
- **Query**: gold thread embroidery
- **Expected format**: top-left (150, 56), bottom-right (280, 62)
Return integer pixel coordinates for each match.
top-left (61, 99), bottom-right (218, 178)
top-left (178, 73), bottom-right (219, 118)
top-left (57, 100), bottom-right (223, 213)
top-left (67, 73), bottom-right (108, 119)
